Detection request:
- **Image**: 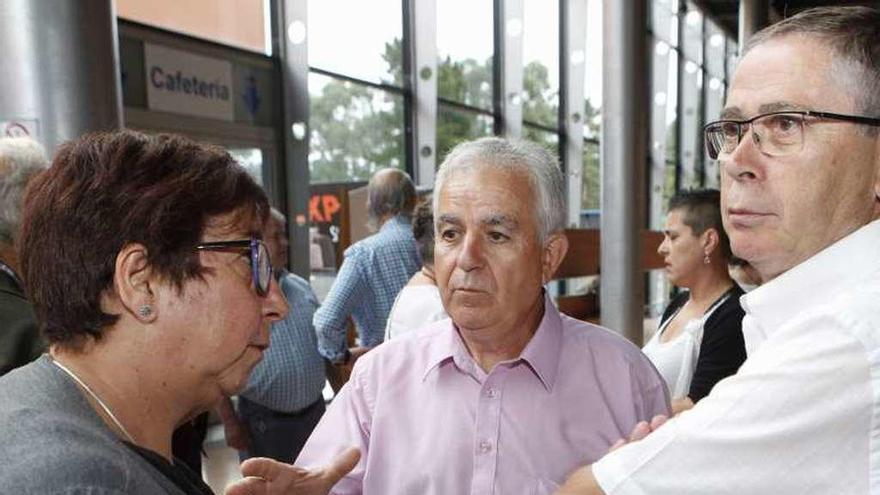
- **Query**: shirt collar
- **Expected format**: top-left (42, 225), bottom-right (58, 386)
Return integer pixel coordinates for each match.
top-left (422, 292), bottom-right (563, 391)
top-left (380, 214), bottom-right (411, 232)
top-left (741, 219), bottom-right (880, 344)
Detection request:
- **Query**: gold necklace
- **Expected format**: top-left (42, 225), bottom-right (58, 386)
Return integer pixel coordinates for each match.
top-left (52, 359), bottom-right (136, 443)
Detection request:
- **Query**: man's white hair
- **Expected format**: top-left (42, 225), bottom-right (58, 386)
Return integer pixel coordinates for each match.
top-left (433, 137), bottom-right (566, 242)
top-left (0, 137), bottom-right (49, 245)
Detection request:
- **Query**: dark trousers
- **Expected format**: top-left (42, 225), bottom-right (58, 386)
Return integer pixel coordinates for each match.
top-left (238, 395), bottom-right (325, 463)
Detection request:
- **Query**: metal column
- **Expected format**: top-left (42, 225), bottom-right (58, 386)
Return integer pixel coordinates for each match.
top-left (600, 0), bottom-right (648, 344)
top-left (494, 0), bottom-right (524, 139)
top-left (403, 0), bottom-right (438, 188)
top-left (739, 0), bottom-right (769, 52)
top-left (560, 0), bottom-right (588, 228)
top-left (271, 0), bottom-right (311, 278)
top-left (0, 0), bottom-right (122, 151)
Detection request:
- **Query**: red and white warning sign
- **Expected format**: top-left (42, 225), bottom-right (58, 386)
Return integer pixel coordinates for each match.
top-left (1, 119), bottom-right (39, 138)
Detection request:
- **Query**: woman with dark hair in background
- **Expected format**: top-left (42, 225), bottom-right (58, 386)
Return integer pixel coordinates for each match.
top-left (0, 130), bottom-right (356, 494)
top-left (644, 189), bottom-right (746, 414)
top-left (384, 199), bottom-right (448, 340)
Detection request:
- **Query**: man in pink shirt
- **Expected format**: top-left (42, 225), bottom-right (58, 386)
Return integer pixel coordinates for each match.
top-left (231, 138), bottom-right (669, 494)
top-left (284, 137), bottom-right (669, 494)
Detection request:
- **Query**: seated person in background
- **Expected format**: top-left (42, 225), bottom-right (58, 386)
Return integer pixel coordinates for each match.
top-left (293, 137), bottom-right (669, 494)
top-left (644, 189), bottom-right (746, 414)
top-left (383, 199), bottom-right (447, 340)
top-left (0, 137), bottom-right (48, 376)
top-left (0, 130), bottom-right (353, 495)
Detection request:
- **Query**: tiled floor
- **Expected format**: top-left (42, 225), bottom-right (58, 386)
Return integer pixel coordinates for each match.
top-left (201, 424), bottom-right (243, 493)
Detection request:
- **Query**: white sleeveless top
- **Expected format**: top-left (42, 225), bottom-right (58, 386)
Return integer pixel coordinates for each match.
top-left (383, 284), bottom-right (447, 340)
top-left (642, 293), bottom-right (730, 399)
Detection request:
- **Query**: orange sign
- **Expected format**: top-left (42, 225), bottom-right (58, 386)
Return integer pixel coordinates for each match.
top-left (309, 193), bottom-right (341, 223)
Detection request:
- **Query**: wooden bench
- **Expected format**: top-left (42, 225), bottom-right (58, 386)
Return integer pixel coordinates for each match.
top-left (552, 229), bottom-right (665, 322)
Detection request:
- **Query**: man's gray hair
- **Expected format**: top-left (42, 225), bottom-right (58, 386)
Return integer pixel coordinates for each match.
top-left (745, 6), bottom-right (880, 133)
top-left (434, 137), bottom-right (566, 242)
top-left (0, 137), bottom-right (49, 245)
top-left (367, 168), bottom-right (417, 227)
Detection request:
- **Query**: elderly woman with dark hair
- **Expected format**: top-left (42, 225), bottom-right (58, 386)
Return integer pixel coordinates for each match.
top-left (0, 130), bottom-right (356, 494)
top-left (643, 189), bottom-right (746, 414)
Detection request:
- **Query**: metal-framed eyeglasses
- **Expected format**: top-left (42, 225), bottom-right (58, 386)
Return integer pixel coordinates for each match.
top-left (704, 110), bottom-right (880, 160)
top-left (195, 237), bottom-right (272, 297)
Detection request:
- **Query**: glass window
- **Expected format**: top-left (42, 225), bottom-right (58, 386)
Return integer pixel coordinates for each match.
top-left (117, 0), bottom-right (269, 54)
top-left (583, 0), bottom-right (603, 141)
top-left (581, 140), bottom-right (600, 212)
top-left (682, 3), bottom-right (703, 66)
top-left (726, 39), bottom-right (739, 82)
top-left (649, 37), bottom-right (678, 227)
top-left (651, 0), bottom-right (679, 47)
top-left (679, 63), bottom-right (702, 188)
top-left (309, 0), bottom-right (403, 86)
top-left (437, 104), bottom-right (494, 163)
top-left (705, 20), bottom-right (726, 79)
top-left (522, 0), bottom-right (559, 127)
top-left (228, 148), bottom-right (264, 186)
top-left (308, 73), bottom-right (405, 183)
top-left (437, 0), bottom-right (493, 110)
top-left (523, 125), bottom-right (558, 154)
top-left (647, 269), bottom-right (672, 319)
top-left (703, 73), bottom-right (725, 188)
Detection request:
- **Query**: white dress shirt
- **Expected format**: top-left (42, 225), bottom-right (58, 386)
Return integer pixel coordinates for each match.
top-left (593, 219), bottom-right (880, 495)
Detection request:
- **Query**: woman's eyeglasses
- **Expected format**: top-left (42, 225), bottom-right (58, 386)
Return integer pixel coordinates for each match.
top-left (195, 237), bottom-right (272, 297)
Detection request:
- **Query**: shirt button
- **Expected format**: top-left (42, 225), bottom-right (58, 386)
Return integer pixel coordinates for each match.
top-left (485, 388), bottom-right (498, 398)
top-left (478, 440), bottom-right (493, 453)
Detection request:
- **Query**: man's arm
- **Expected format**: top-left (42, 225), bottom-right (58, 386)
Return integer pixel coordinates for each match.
top-left (556, 466), bottom-right (604, 495)
top-left (295, 355), bottom-right (375, 493)
top-left (225, 448), bottom-right (361, 495)
top-left (670, 397), bottom-right (695, 414)
top-left (313, 253), bottom-right (367, 363)
top-left (556, 416), bottom-right (667, 495)
top-left (217, 396), bottom-right (250, 451)
top-left (562, 315), bottom-right (870, 494)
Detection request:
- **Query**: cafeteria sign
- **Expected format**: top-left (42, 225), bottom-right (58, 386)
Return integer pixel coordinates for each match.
top-left (145, 43), bottom-right (234, 121)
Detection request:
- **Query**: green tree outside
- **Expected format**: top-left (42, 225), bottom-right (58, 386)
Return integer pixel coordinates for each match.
top-left (308, 36), bottom-right (602, 198)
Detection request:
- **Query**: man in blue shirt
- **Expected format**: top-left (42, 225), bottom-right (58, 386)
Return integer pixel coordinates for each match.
top-left (219, 208), bottom-right (326, 462)
top-left (314, 168), bottom-right (420, 367)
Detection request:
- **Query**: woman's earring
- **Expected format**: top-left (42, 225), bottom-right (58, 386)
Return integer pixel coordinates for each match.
top-left (137, 304), bottom-right (153, 320)
top-left (703, 253), bottom-right (711, 265)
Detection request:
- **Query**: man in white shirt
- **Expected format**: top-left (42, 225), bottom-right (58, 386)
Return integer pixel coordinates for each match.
top-left (557, 6), bottom-right (880, 495)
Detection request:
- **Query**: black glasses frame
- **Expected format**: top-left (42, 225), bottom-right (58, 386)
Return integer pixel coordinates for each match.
top-left (195, 237), bottom-right (271, 297)
top-left (704, 110), bottom-right (880, 159)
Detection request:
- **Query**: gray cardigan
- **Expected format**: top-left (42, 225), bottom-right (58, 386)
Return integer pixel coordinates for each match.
top-left (0, 355), bottom-right (193, 494)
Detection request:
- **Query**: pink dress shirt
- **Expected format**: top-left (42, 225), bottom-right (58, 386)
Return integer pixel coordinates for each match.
top-left (297, 296), bottom-right (669, 494)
